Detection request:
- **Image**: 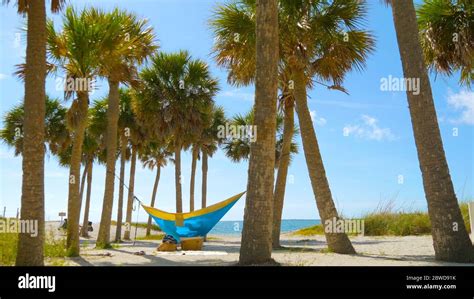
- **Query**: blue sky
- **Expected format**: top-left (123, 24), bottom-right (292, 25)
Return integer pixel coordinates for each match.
top-left (0, 0), bottom-right (472, 223)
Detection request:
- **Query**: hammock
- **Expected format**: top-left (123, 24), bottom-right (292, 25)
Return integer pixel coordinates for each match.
top-left (141, 191), bottom-right (245, 242)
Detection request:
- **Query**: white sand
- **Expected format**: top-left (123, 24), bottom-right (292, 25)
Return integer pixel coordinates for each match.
top-left (45, 222), bottom-right (474, 266)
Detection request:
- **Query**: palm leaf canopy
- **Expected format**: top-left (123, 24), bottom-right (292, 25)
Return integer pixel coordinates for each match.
top-left (210, 0), bottom-right (374, 87)
top-left (132, 50), bottom-right (219, 149)
top-left (417, 0), bottom-right (473, 86)
top-left (1, 96), bottom-right (69, 156)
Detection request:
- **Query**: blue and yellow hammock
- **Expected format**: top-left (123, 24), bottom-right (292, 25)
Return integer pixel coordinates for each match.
top-left (141, 192), bottom-right (245, 242)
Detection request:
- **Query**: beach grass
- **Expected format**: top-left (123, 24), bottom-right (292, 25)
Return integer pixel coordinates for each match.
top-left (293, 202), bottom-right (472, 237)
top-left (0, 231), bottom-right (66, 266)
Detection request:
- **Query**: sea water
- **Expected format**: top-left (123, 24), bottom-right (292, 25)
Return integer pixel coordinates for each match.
top-left (209, 219), bottom-right (320, 236)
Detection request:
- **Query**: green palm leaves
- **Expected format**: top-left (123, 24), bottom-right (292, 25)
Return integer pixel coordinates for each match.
top-left (1, 96), bottom-right (69, 157)
top-left (417, 0), bottom-right (473, 86)
top-left (210, 0), bottom-right (375, 86)
top-left (133, 51), bottom-right (219, 147)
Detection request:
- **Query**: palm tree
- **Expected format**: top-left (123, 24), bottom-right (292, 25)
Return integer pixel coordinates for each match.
top-left (81, 99), bottom-right (108, 238)
top-left (386, 0), bottom-right (474, 262)
top-left (211, 0), bottom-right (374, 254)
top-left (238, 0), bottom-right (280, 264)
top-left (417, 0), bottom-right (473, 87)
top-left (272, 85), bottom-right (298, 248)
top-left (48, 7), bottom-right (112, 256)
top-left (114, 88), bottom-right (136, 242)
top-left (133, 51), bottom-right (218, 214)
top-left (96, 9), bottom-right (157, 248)
top-left (199, 105), bottom-right (227, 210)
top-left (3, 0), bottom-right (64, 266)
top-left (140, 142), bottom-right (171, 236)
top-left (79, 133), bottom-right (102, 238)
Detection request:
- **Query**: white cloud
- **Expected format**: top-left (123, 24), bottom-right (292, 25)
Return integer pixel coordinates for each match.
top-left (0, 73), bottom-right (8, 80)
top-left (219, 89), bottom-right (254, 101)
top-left (343, 114), bottom-right (395, 141)
top-left (310, 110), bottom-right (327, 126)
top-left (447, 90), bottom-right (474, 125)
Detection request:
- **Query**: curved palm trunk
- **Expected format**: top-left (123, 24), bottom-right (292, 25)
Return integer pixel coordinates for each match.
top-left (391, 0), bottom-right (474, 262)
top-left (115, 137), bottom-right (127, 242)
top-left (239, 0), bottom-right (279, 265)
top-left (123, 145), bottom-right (137, 240)
top-left (293, 69), bottom-right (355, 254)
top-left (272, 103), bottom-right (294, 248)
top-left (201, 151), bottom-right (208, 209)
top-left (97, 79), bottom-right (120, 248)
top-left (16, 0), bottom-right (46, 266)
top-left (80, 160), bottom-right (93, 238)
top-left (189, 147), bottom-right (198, 212)
top-left (175, 147), bottom-right (183, 213)
top-left (146, 167), bottom-right (161, 236)
top-left (66, 92), bottom-right (89, 257)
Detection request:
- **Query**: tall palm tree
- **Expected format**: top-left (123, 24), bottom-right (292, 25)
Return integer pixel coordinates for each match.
top-left (133, 51), bottom-right (218, 214)
top-left (114, 88), bottom-right (136, 242)
top-left (386, 0), bottom-right (474, 262)
top-left (241, 0), bottom-right (279, 264)
top-left (81, 99), bottom-right (108, 238)
top-left (272, 85), bottom-right (298, 248)
top-left (79, 133), bottom-right (102, 238)
top-left (417, 0), bottom-right (473, 87)
top-left (199, 105), bottom-right (227, 210)
top-left (96, 9), bottom-right (157, 248)
top-left (3, 0), bottom-right (64, 266)
top-left (140, 142), bottom-right (172, 235)
top-left (211, 0), bottom-right (374, 254)
top-left (48, 7), bottom-right (112, 256)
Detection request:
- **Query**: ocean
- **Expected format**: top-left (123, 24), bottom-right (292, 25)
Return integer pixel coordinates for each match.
top-left (209, 219), bottom-right (321, 236)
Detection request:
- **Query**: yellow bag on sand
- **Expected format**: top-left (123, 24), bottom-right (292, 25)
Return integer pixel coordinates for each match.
top-left (181, 237), bottom-right (203, 251)
top-left (157, 242), bottom-right (177, 252)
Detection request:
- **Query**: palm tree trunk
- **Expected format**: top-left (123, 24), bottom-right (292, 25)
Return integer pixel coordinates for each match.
top-left (293, 69), bottom-right (355, 254)
top-left (97, 79), bottom-right (120, 248)
top-left (239, 0), bottom-right (279, 265)
top-left (201, 151), bottom-right (208, 209)
top-left (79, 163), bottom-right (88, 205)
top-left (15, 0), bottom-right (46, 266)
top-left (272, 103), bottom-right (294, 249)
top-left (80, 160), bottom-right (93, 238)
top-left (189, 147), bottom-right (198, 212)
top-left (66, 91), bottom-right (89, 257)
top-left (115, 136), bottom-right (127, 242)
top-left (175, 147), bottom-right (183, 213)
top-left (124, 145), bottom-right (137, 240)
top-left (146, 167), bottom-right (161, 236)
top-left (390, 0), bottom-right (474, 262)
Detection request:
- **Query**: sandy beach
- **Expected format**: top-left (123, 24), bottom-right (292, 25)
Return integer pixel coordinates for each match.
top-left (46, 222), bottom-right (474, 266)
